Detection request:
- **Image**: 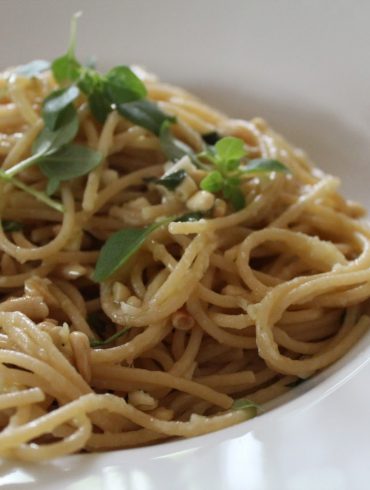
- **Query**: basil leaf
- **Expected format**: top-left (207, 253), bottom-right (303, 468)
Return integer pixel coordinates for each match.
top-left (88, 88), bottom-right (113, 123)
top-left (118, 100), bottom-right (175, 136)
top-left (241, 158), bottom-right (289, 174)
top-left (2, 220), bottom-right (23, 232)
top-left (90, 326), bottom-right (130, 348)
top-left (42, 86), bottom-right (80, 131)
top-left (38, 144), bottom-right (102, 195)
top-left (93, 220), bottom-right (168, 282)
top-left (232, 399), bottom-right (260, 411)
top-left (202, 131), bottom-right (222, 145)
top-left (175, 212), bottom-right (203, 222)
top-left (52, 56), bottom-right (81, 84)
top-left (152, 169), bottom-right (186, 190)
top-left (215, 136), bottom-right (247, 163)
top-left (200, 170), bottom-right (224, 193)
top-left (14, 60), bottom-right (50, 78)
top-left (33, 105), bottom-right (79, 156)
top-left (51, 12), bottom-right (82, 84)
top-left (159, 120), bottom-right (192, 161)
top-left (223, 183), bottom-right (245, 211)
top-left (104, 66), bottom-right (147, 104)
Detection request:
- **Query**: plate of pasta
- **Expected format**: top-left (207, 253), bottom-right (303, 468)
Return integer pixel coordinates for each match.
top-left (1, 1), bottom-right (370, 489)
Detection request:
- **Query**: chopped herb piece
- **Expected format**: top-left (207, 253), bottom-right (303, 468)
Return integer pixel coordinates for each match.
top-left (1, 220), bottom-right (23, 232)
top-left (175, 212), bottom-right (204, 222)
top-left (152, 169), bottom-right (187, 190)
top-left (202, 131), bottom-right (222, 145)
top-left (240, 158), bottom-right (289, 174)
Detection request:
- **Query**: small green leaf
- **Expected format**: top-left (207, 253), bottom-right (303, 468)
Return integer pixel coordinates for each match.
top-left (118, 100), bottom-right (175, 136)
top-left (215, 136), bottom-right (247, 163)
top-left (200, 170), bottom-right (224, 193)
top-left (38, 144), bottom-right (102, 194)
top-left (241, 158), bottom-right (289, 174)
top-left (93, 220), bottom-right (168, 282)
top-left (2, 220), bottom-right (23, 232)
top-left (202, 131), bottom-right (222, 145)
top-left (104, 66), bottom-right (147, 104)
top-left (33, 105), bottom-right (79, 156)
top-left (152, 169), bottom-right (187, 190)
top-left (159, 120), bottom-right (192, 161)
top-left (88, 88), bottom-right (113, 123)
top-left (223, 183), bottom-right (245, 211)
top-left (51, 12), bottom-right (82, 84)
top-left (14, 60), bottom-right (50, 78)
top-left (52, 56), bottom-right (81, 84)
top-left (175, 212), bottom-right (203, 222)
top-left (42, 86), bottom-right (80, 131)
top-left (90, 326), bottom-right (131, 348)
top-left (46, 178), bottom-right (60, 196)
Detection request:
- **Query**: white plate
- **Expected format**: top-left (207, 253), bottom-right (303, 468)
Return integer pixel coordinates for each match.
top-left (1, 1), bottom-right (370, 489)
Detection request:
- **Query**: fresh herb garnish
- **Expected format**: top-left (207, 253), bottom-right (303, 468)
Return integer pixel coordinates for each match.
top-left (14, 60), bottom-right (50, 78)
top-left (118, 100), bottom-right (175, 136)
top-left (1, 220), bottom-right (23, 232)
top-left (151, 169), bottom-right (187, 190)
top-left (0, 170), bottom-right (64, 212)
top-left (38, 144), bottom-right (102, 195)
top-left (41, 86), bottom-right (80, 131)
top-left (202, 131), bottom-right (222, 145)
top-left (51, 12), bottom-right (82, 84)
top-left (199, 136), bottom-right (289, 211)
top-left (93, 212), bottom-right (203, 282)
top-left (159, 120), bottom-right (193, 161)
top-left (175, 212), bottom-right (204, 222)
top-left (240, 158), bottom-right (289, 174)
top-left (90, 326), bottom-right (131, 348)
top-left (93, 220), bottom-right (168, 282)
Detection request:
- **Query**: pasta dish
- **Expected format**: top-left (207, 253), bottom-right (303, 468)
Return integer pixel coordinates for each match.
top-left (1, 17), bottom-right (369, 461)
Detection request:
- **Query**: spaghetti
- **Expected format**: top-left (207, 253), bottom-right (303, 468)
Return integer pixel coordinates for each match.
top-left (0, 59), bottom-right (369, 461)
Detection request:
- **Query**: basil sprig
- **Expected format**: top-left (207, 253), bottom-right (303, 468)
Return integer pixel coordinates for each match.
top-left (93, 213), bottom-right (203, 282)
top-left (199, 136), bottom-right (289, 211)
top-left (49, 13), bottom-right (175, 131)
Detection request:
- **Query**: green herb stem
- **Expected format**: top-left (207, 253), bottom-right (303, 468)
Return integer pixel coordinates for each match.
top-left (0, 171), bottom-right (64, 213)
top-left (90, 326), bottom-right (130, 348)
top-left (5, 153), bottom-right (43, 177)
